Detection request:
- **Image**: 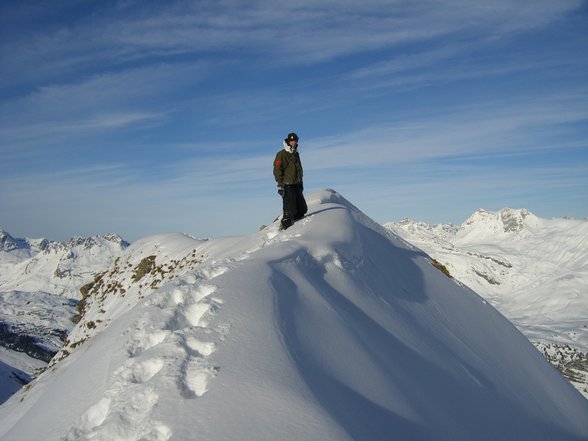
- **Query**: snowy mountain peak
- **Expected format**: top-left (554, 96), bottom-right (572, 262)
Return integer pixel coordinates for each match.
top-left (461, 207), bottom-right (538, 236)
top-left (37, 233), bottom-right (130, 257)
top-left (0, 230), bottom-right (53, 255)
top-left (63, 233), bottom-right (129, 250)
top-left (0, 230), bottom-right (27, 252)
top-left (1, 189), bottom-right (587, 441)
top-left (498, 207), bottom-right (539, 233)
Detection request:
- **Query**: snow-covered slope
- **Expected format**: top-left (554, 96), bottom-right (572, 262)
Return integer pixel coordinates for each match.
top-left (386, 208), bottom-right (588, 397)
top-left (0, 231), bottom-right (129, 403)
top-left (1, 191), bottom-right (587, 441)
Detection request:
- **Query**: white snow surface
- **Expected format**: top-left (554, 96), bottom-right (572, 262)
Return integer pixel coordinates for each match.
top-left (0, 347), bottom-right (43, 404)
top-left (0, 190), bottom-right (587, 441)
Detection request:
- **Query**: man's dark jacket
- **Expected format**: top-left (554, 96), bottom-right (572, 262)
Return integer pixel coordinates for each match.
top-left (273, 147), bottom-right (303, 187)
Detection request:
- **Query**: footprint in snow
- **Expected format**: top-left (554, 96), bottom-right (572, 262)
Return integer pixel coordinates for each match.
top-left (195, 263), bottom-right (229, 281)
top-left (165, 285), bottom-right (217, 331)
top-left (185, 336), bottom-right (217, 357)
top-left (169, 286), bottom-right (187, 306)
top-left (127, 328), bottom-right (170, 357)
top-left (181, 360), bottom-right (219, 398)
top-left (66, 385), bottom-right (171, 441)
top-left (127, 358), bottom-right (165, 384)
top-left (190, 283), bottom-right (217, 302)
top-left (184, 302), bottom-right (212, 327)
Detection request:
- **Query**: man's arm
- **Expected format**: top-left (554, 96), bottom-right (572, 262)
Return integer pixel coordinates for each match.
top-left (273, 152), bottom-right (284, 186)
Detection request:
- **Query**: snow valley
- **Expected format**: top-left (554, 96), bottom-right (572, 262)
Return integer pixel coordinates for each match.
top-left (0, 189), bottom-right (587, 440)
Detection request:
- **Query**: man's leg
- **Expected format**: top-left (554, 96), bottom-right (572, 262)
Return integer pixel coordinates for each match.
top-left (293, 185), bottom-right (308, 220)
top-left (281, 185), bottom-right (296, 229)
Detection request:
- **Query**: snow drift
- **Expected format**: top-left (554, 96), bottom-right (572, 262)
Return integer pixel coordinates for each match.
top-left (0, 189), bottom-right (586, 441)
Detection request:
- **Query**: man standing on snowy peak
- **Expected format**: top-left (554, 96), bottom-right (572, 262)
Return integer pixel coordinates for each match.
top-left (273, 132), bottom-right (308, 230)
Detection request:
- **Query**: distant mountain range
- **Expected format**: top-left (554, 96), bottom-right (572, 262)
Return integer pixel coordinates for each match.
top-left (385, 208), bottom-right (588, 397)
top-left (0, 230), bottom-right (129, 296)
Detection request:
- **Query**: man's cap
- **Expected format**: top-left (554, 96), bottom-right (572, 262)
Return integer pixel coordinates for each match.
top-left (285, 132), bottom-right (299, 142)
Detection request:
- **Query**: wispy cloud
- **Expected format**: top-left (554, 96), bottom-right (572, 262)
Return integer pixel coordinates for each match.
top-left (0, 62), bottom-right (211, 157)
top-left (300, 92), bottom-right (588, 170)
top-left (345, 47), bottom-right (582, 94)
top-left (2, 0), bottom-right (583, 85)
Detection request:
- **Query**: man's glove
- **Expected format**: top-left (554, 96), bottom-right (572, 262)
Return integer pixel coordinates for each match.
top-left (277, 186), bottom-right (284, 197)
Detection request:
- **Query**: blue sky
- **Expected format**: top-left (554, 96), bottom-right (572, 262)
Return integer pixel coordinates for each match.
top-left (1, 0), bottom-right (587, 242)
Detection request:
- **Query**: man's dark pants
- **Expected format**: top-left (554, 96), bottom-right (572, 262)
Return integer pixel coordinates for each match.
top-left (281, 184), bottom-right (308, 229)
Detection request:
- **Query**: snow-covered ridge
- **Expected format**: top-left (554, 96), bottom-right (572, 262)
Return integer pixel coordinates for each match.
top-left (1, 190), bottom-right (587, 441)
top-left (386, 208), bottom-right (588, 397)
top-left (52, 233), bottom-right (208, 367)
